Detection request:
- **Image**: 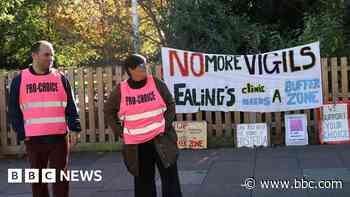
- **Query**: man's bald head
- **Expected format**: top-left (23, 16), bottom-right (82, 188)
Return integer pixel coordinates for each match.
top-left (31, 40), bottom-right (53, 53)
top-left (31, 40), bottom-right (55, 72)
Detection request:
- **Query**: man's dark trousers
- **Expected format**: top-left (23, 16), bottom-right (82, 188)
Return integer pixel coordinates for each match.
top-left (25, 138), bottom-right (69, 197)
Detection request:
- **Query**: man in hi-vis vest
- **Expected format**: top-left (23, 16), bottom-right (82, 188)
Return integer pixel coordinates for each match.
top-left (9, 40), bottom-right (81, 197)
top-left (105, 54), bottom-right (182, 197)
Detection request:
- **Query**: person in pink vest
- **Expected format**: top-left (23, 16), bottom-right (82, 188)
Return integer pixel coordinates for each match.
top-left (9, 40), bottom-right (81, 197)
top-left (105, 54), bottom-right (182, 197)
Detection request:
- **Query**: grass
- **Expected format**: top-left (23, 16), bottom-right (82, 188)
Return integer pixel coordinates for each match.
top-left (208, 136), bottom-right (235, 148)
top-left (70, 136), bottom-right (234, 152)
top-left (0, 69), bottom-right (7, 76)
top-left (69, 133), bottom-right (235, 153)
top-left (71, 142), bottom-right (123, 152)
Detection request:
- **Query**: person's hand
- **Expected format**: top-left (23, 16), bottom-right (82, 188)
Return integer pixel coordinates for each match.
top-left (18, 140), bottom-right (27, 159)
top-left (69, 132), bottom-right (81, 146)
top-left (115, 124), bottom-right (124, 139)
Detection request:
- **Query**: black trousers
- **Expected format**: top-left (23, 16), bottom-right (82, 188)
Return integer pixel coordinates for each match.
top-left (134, 140), bottom-right (182, 197)
top-left (25, 138), bottom-right (69, 197)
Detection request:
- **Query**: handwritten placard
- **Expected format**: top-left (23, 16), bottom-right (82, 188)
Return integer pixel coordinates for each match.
top-left (236, 123), bottom-right (268, 148)
top-left (162, 42), bottom-right (322, 113)
top-left (320, 103), bottom-right (350, 143)
top-left (173, 121), bottom-right (207, 149)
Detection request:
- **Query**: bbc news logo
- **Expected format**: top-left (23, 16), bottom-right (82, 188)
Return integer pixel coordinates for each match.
top-left (8, 169), bottom-right (102, 183)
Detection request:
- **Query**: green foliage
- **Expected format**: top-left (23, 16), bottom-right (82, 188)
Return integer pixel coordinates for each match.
top-left (0, 1), bottom-right (49, 69)
top-left (0, 0), bottom-right (347, 70)
top-left (0, 0), bottom-right (24, 23)
top-left (55, 42), bottom-right (100, 67)
top-left (299, 0), bottom-right (346, 56)
top-left (165, 0), bottom-right (347, 56)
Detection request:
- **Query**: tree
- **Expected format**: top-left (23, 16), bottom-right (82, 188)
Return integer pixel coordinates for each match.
top-left (163, 0), bottom-right (347, 56)
top-left (344, 0), bottom-right (350, 53)
top-left (0, 0), bottom-right (48, 69)
top-left (299, 0), bottom-right (346, 56)
top-left (0, 0), bottom-right (347, 70)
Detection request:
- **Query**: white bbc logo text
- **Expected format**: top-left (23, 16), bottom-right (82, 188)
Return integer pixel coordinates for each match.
top-left (8, 169), bottom-right (102, 183)
top-left (24, 169), bottom-right (39, 183)
top-left (8, 169), bottom-right (22, 183)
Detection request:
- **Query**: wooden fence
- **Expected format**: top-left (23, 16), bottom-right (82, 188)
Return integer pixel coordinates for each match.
top-left (0, 57), bottom-right (349, 154)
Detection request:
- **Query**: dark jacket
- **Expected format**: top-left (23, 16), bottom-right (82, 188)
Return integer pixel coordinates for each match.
top-left (8, 66), bottom-right (81, 143)
top-left (104, 76), bottom-right (178, 176)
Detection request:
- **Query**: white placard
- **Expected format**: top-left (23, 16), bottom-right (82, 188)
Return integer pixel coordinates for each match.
top-left (321, 104), bottom-right (350, 142)
top-left (285, 114), bottom-right (308, 146)
top-left (236, 123), bottom-right (268, 148)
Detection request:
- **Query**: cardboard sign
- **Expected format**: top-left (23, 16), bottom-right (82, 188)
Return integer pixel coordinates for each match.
top-left (173, 121), bottom-right (207, 149)
top-left (236, 123), bottom-right (268, 148)
top-left (317, 101), bottom-right (350, 144)
top-left (285, 114), bottom-right (308, 146)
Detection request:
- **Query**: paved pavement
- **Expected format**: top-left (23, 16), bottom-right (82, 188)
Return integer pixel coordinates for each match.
top-left (1, 144), bottom-right (350, 197)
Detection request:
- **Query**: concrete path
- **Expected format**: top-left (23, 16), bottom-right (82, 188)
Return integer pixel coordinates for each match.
top-left (1, 144), bottom-right (350, 197)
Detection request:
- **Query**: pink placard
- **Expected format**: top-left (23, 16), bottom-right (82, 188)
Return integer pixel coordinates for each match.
top-left (289, 119), bottom-right (303, 132)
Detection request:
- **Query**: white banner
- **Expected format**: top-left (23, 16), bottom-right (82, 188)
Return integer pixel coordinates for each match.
top-left (161, 42), bottom-right (322, 113)
top-left (321, 104), bottom-right (350, 142)
top-left (284, 114), bottom-right (308, 146)
top-left (236, 123), bottom-right (268, 148)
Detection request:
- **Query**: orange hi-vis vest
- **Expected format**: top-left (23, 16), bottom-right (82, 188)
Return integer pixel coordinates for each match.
top-left (118, 75), bottom-right (167, 144)
top-left (19, 68), bottom-right (68, 137)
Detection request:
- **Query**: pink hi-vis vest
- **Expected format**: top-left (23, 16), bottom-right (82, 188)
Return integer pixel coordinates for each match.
top-left (118, 76), bottom-right (167, 144)
top-left (19, 68), bottom-right (68, 137)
